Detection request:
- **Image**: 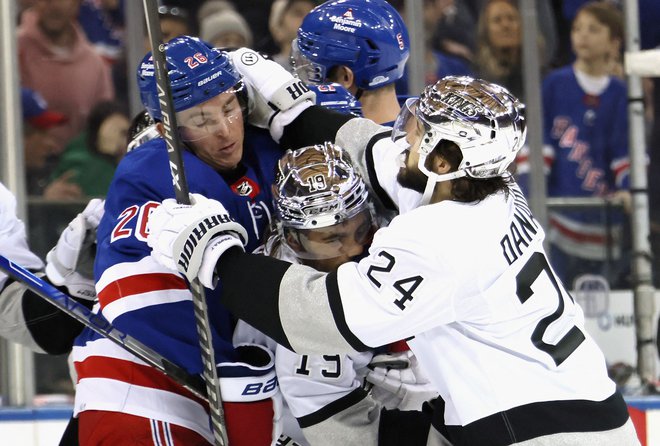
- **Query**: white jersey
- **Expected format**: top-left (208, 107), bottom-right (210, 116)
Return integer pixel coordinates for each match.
top-left (242, 237), bottom-right (378, 446)
top-left (340, 186), bottom-right (614, 423)
top-left (0, 183), bottom-right (46, 351)
top-left (241, 236), bottom-right (437, 446)
top-left (218, 118), bottom-right (636, 445)
top-left (0, 183), bottom-right (43, 286)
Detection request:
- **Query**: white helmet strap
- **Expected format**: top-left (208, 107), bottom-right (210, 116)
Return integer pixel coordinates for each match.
top-left (417, 150), bottom-right (466, 205)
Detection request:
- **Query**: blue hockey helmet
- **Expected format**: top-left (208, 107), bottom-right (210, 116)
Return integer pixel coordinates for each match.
top-left (137, 35), bottom-right (243, 121)
top-left (293, 0), bottom-right (409, 90)
top-left (308, 83), bottom-right (362, 116)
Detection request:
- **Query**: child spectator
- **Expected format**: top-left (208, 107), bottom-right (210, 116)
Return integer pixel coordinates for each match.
top-left (516, 1), bottom-right (630, 288)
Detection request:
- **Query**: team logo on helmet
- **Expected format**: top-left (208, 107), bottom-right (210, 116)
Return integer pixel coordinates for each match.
top-left (330, 9), bottom-right (363, 33)
top-left (441, 92), bottom-right (483, 118)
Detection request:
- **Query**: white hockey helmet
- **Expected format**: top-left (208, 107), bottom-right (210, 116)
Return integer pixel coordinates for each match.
top-left (393, 76), bottom-right (526, 202)
top-left (274, 142), bottom-right (375, 260)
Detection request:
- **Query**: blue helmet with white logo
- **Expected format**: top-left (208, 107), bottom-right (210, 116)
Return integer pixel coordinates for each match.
top-left (137, 35), bottom-right (243, 120)
top-left (308, 83), bottom-right (362, 116)
top-left (293, 0), bottom-right (409, 91)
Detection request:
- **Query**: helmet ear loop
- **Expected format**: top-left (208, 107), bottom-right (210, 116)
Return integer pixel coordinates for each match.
top-left (417, 138), bottom-right (466, 205)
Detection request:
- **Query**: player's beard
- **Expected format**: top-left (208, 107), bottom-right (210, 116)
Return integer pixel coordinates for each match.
top-left (397, 156), bottom-right (428, 193)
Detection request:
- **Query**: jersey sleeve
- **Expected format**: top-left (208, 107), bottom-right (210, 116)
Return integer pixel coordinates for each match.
top-left (218, 212), bottom-right (458, 355)
top-left (0, 183), bottom-right (43, 289)
top-left (608, 85), bottom-right (631, 190)
top-left (0, 183), bottom-right (71, 354)
top-left (336, 119), bottom-right (422, 215)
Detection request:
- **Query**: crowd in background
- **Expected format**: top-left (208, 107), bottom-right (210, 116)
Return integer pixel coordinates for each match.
top-left (9, 0), bottom-right (660, 394)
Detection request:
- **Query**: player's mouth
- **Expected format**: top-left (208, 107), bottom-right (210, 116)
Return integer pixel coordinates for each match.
top-left (218, 142), bottom-right (236, 153)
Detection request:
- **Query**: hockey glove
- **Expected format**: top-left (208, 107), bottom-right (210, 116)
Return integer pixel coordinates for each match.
top-left (230, 48), bottom-right (315, 142)
top-left (365, 351), bottom-right (439, 411)
top-left (218, 343), bottom-right (283, 446)
top-left (45, 198), bottom-right (104, 301)
top-left (146, 193), bottom-right (248, 288)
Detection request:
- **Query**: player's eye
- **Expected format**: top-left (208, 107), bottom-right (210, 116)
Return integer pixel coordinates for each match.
top-left (189, 115), bottom-right (208, 127)
top-left (323, 234), bottom-right (343, 243)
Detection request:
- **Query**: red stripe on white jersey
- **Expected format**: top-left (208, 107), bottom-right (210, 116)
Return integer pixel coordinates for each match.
top-left (95, 257), bottom-right (191, 322)
top-left (549, 215), bottom-right (608, 244)
top-left (75, 355), bottom-right (208, 410)
top-left (98, 272), bottom-right (187, 307)
top-left (611, 157), bottom-right (630, 188)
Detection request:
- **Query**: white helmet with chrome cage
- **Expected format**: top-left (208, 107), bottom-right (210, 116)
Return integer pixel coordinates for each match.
top-left (393, 76), bottom-right (526, 203)
top-left (273, 142), bottom-right (375, 260)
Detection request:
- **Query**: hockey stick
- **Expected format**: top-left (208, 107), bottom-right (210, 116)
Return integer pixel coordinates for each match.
top-left (0, 254), bottom-right (205, 399)
top-left (142, 1), bottom-right (228, 445)
top-left (0, 255), bottom-right (303, 446)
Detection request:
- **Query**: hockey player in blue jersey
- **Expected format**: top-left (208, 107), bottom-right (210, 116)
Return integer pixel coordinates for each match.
top-left (291, 0), bottom-right (409, 125)
top-left (146, 46), bottom-right (640, 445)
top-left (70, 36), bottom-right (315, 445)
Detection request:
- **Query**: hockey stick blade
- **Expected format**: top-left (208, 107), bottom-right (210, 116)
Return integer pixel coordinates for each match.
top-left (0, 254), bottom-right (206, 400)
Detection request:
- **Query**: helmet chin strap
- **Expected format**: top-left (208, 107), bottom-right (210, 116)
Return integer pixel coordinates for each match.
top-left (418, 153), bottom-right (466, 206)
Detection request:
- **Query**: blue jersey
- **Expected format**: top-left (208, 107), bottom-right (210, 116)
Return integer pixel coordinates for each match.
top-left (71, 129), bottom-right (281, 440)
top-left (517, 66), bottom-right (630, 260)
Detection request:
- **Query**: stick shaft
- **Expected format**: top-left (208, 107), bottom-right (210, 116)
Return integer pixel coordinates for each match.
top-left (0, 254), bottom-right (206, 399)
top-left (141, 2), bottom-right (228, 444)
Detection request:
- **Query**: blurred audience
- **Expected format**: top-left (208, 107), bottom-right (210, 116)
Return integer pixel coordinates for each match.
top-left (78, 0), bottom-right (125, 64)
top-left (197, 0), bottom-right (235, 21)
top-left (200, 7), bottom-right (253, 49)
top-left (268, 0), bottom-right (317, 71)
top-left (49, 101), bottom-right (130, 198)
top-left (18, 0), bottom-right (115, 154)
top-left (473, 0), bottom-right (526, 99)
top-left (232, 0), bottom-right (277, 55)
top-left (21, 88), bottom-right (82, 200)
top-left (157, 4), bottom-right (194, 44)
top-left (392, 0), bottom-right (473, 96)
top-left (428, 0), bottom-right (479, 62)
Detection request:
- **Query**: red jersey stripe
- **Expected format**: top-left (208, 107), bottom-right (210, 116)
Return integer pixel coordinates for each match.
top-left (549, 216), bottom-right (608, 244)
top-left (75, 356), bottom-right (208, 410)
top-left (98, 273), bottom-right (188, 307)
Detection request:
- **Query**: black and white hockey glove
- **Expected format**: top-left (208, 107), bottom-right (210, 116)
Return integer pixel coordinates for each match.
top-left (146, 193), bottom-right (248, 288)
top-left (230, 48), bottom-right (315, 142)
top-left (45, 198), bottom-right (104, 301)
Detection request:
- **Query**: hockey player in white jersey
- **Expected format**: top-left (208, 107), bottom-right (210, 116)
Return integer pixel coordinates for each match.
top-left (0, 185), bottom-right (101, 353)
top-left (236, 142), bottom-right (437, 445)
top-left (146, 50), bottom-right (640, 445)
